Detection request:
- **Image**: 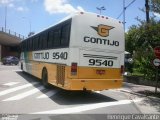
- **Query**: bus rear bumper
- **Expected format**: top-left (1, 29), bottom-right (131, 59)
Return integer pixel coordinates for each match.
top-left (68, 79), bottom-right (123, 91)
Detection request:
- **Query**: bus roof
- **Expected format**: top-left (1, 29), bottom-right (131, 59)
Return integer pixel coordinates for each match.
top-left (24, 12), bottom-right (122, 40)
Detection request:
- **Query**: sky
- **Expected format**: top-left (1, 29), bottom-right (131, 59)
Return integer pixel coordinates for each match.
top-left (0, 0), bottom-right (159, 37)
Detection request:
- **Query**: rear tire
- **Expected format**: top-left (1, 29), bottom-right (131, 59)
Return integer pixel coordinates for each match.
top-left (42, 68), bottom-right (50, 88)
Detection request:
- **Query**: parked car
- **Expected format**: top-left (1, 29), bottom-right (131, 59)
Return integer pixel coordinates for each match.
top-left (2, 56), bottom-right (19, 65)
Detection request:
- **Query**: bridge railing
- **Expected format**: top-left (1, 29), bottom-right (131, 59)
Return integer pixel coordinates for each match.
top-left (0, 27), bottom-right (26, 40)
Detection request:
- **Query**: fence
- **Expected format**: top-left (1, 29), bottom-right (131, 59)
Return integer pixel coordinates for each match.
top-left (0, 27), bottom-right (26, 40)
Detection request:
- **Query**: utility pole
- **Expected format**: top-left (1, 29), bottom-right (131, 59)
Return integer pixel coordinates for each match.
top-left (145, 0), bottom-right (150, 23)
top-left (5, 5), bottom-right (7, 32)
top-left (123, 0), bottom-right (126, 31)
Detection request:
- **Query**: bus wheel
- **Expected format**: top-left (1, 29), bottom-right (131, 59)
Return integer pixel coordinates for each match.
top-left (42, 68), bottom-right (50, 88)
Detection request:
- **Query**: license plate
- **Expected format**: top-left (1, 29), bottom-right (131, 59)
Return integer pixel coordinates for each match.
top-left (96, 70), bottom-right (105, 75)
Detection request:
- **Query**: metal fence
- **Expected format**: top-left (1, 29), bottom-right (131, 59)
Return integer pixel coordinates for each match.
top-left (0, 27), bottom-right (26, 40)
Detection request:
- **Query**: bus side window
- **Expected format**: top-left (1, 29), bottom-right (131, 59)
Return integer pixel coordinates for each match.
top-left (32, 37), bottom-right (35, 50)
top-left (21, 41), bottom-right (24, 51)
top-left (27, 39), bottom-right (30, 51)
top-left (34, 37), bottom-right (38, 50)
top-left (48, 31), bottom-right (54, 48)
top-left (33, 37), bottom-right (36, 50)
top-left (29, 39), bottom-right (32, 51)
top-left (23, 41), bottom-right (26, 51)
top-left (39, 35), bottom-right (44, 49)
top-left (36, 36), bottom-right (40, 50)
top-left (61, 24), bottom-right (70, 47)
top-left (53, 28), bottom-right (61, 47)
top-left (42, 33), bottom-right (48, 49)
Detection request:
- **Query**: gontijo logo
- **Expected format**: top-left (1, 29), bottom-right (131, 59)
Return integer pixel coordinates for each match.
top-left (91, 24), bottom-right (114, 37)
top-left (83, 24), bottom-right (119, 47)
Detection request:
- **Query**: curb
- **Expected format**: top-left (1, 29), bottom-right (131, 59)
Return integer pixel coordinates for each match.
top-left (120, 89), bottom-right (160, 102)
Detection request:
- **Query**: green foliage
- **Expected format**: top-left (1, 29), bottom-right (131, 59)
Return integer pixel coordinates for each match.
top-left (125, 18), bottom-right (160, 80)
top-left (150, 0), bottom-right (160, 13)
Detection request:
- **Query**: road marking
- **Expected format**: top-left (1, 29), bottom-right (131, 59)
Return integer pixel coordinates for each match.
top-left (3, 82), bottom-right (19, 86)
top-left (118, 88), bottom-right (131, 93)
top-left (3, 86), bottom-right (45, 101)
top-left (94, 91), bottom-right (100, 93)
top-left (37, 90), bottom-right (58, 99)
top-left (34, 99), bottom-right (142, 114)
top-left (12, 70), bottom-right (22, 72)
top-left (0, 82), bottom-right (38, 96)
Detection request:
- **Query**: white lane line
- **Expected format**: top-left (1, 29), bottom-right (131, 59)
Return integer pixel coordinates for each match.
top-left (3, 86), bottom-right (45, 101)
top-left (33, 99), bottom-right (143, 114)
top-left (94, 91), bottom-right (101, 93)
top-left (3, 82), bottom-right (19, 86)
top-left (0, 82), bottom-right (38, 96)
top-left (37, 90), bottom-right (58, 99)
top-left (117, 88), bottom-right (131, 93)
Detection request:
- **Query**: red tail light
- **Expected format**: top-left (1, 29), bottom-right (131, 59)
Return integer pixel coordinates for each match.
top-left (121, 65), bottom-right (124, 75)
top-left (71, 63), bottom-right (77, 75)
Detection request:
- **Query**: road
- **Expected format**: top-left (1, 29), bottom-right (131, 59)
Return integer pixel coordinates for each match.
top-left (0, 64), bottom-right (159, 120)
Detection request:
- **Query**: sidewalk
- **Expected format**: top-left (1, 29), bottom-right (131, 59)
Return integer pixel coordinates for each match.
top-left (121, 82), bottom-right (160, 114)
top-left (122, 82), bottom-right (160, 99)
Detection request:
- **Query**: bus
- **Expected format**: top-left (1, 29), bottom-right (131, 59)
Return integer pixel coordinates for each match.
top-left (20, 12), bottom-right (125, 91)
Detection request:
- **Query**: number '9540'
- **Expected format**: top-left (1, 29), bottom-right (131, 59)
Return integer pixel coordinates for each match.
top-left (89, 59), bottom-right (113, 67)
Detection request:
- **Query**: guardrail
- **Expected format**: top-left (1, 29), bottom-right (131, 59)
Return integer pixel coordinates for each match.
top-left (0, 27), bottom-right (26, 40)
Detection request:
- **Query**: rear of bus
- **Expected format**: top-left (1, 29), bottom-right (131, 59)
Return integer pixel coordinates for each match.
top-left (67, 12), bottom-right (124, 91)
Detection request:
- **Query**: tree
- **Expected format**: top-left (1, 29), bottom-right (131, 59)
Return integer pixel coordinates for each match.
top-left (150, 0), bottom-right (160, 13)
top-left (125, 18), bottom-right (160, 79)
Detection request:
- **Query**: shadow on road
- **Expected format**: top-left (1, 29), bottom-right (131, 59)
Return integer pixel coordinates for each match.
top-left (16, 71), bottom-right (41, 83)
top-left (137, 90), bottom-right (160, 112)
top-left (16, 71), bottom-right (117, 105)
top-left (50, 90), bottom-right (117, 105)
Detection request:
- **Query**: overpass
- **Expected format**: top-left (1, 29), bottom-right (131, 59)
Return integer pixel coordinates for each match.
top-left (0, 27), bottom-right (26, 59)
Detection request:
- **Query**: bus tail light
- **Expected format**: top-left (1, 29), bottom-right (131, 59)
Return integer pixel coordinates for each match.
top-left (71, 63), bottom-right (77, 75)
top-left (120, 65), bottom-right (124, 75)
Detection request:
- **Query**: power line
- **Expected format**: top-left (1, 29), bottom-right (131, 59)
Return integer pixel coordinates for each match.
top-left (117, 0), bottom-right (136, 19)
top-left (126, 0), bottom-right (136, 9)
top-left (117, 11), bottom-right (123, 19)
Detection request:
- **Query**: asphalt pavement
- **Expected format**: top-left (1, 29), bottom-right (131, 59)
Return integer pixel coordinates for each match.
top-left (0, 64), bottom-right (160, 120)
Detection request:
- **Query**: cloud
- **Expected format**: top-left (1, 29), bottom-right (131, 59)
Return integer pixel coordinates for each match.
top-left (0, 0), bottom-right (29, 12)
top-left (8, 3), bottom-right (14, 7)
top-left (0, 0), bottom-right (14, 5)
top-left (44, 0), bottom-right (85, 14)
top-left (31, 0), bottom-right (39, 3)
top-left (16, 6), bottom-right (28, 12)
top-left (153, 12), bottom-right (160, 18)
top-left (0, 0), bottom-right (16, 9)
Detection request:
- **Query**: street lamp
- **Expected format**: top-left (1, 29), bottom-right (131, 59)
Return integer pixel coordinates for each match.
top-left (96, 6), bottom-right (106, 15)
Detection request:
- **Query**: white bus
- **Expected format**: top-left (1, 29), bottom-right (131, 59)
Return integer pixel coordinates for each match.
top-left (20, 12), bottom-right (125, 91)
